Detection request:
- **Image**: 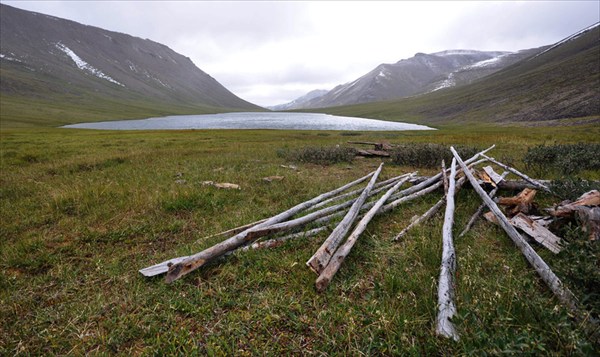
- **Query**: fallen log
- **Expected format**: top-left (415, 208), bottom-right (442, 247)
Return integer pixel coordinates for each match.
top-left (546, 190), bottom-right (600, 217)
top-left (451, 147), bottom-right (581, 320)
top-left (141, 169), bottom-right (377, 280)
top-left (498, 188), bottom-right (538, 216)
top-left (480, 154), bottom-right (551, 193)
top-left (315, 176), bottom-right (408, 292)
top-left (306, 163), bottom-right (384, 275)
top-left (195, 218), bottom-right (268, 244)
top-left (546, 190), bottom-right (600, 241)
top-left (509, 213), bottom-right (563, 254)
top-left (459, 171), bottom-right (510, 237)
top-left (496, 179), bottom-right (551, 191)
top-left (436, 158), bottom-right (460, 340)
top-left (241, 226), bottom-right (328, 251)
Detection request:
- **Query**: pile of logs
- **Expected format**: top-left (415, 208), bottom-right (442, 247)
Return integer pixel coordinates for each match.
top-left (140, 144), bottom-right (599, 341)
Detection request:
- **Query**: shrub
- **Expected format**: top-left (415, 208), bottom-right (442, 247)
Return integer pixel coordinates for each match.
top-left (390, 143), bottom-right (479, 168)
top-left (524, 143), bottom-right (600, 176)
top-left (550, 177), bottom-right (600, 201)
top-left (277, 146), bottom-right (356, 165)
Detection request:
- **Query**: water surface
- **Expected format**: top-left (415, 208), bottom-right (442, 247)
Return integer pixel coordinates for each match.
top-left (62, 112), bottom-right (435, 131)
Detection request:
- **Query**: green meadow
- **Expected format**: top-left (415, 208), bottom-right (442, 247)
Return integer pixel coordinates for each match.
top-left (1, 124), bottom-right (599, 354)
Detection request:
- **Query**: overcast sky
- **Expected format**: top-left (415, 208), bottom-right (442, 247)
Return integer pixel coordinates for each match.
top-left (3, 1), bottom-right (599, 107)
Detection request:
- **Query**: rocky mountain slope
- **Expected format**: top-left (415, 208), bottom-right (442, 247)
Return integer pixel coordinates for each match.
top-left (268, 89), bottom-right (328, 111)
top-left (292, 49), bottom-right (540, 109)
top-left (0, 4), bottom-right (261, 126)
top-left (318, 23), bottom-right (600, 124)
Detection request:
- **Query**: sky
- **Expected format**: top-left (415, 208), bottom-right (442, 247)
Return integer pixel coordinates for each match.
top-left (2, 1), bottom-right (599, 107)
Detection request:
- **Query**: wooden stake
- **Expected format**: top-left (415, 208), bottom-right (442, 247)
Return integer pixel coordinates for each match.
top-left (436, 158), bottom-right (460, 341)
top-left (306, 163), bottom-right (384, 275)
top-left (315, 176), bottom-right (408, 292)
top-left (451, 147), bottom-right (580, 316)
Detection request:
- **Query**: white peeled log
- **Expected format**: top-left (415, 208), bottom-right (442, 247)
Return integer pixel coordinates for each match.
top-left (451, 147), bottom-right (580, 317)
top-left (436, 158), bottom-right (460, 341)
top-left (480, 154), bottom-right (551, 193)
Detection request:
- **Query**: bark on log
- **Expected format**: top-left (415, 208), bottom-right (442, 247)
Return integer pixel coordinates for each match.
top-left (480, 154), bottom-right (551, 192)
top-left (306, 163), bottom-right (384, 275)
top-left (148, 169), bottom-right (377, 281)
top-left (315, 176), bottom-right (408, 292)
top-left (510, 213), bottom-right (563, 254)
top-left (451, 147), bottom-right (580, 318)
top-left (436, 158), bottom-right (460, 341)
top-left (459, 171), bottom-right (509, 237)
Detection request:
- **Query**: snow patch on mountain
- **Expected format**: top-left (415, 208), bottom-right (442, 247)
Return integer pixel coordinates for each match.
top-left (55, 43), bottom-right (124, 86)
top-left (530, 22), bottom-right (599, 60)
top-left (0, 53), bottom-right (22, 62)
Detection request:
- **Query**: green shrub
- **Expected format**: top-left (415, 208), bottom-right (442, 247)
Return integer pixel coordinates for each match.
top-left (524, 143), bottom-right (600, 176)
top-left (390, 143), bottom-right (479, 168)
top-left (550, 177), bottom-right (600, 201)
top-left (277, 146), bottom-right (356, 165)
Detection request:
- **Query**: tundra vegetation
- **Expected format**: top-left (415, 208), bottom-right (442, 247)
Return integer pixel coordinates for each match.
top-left (1, 124), bottom-right (599, 355)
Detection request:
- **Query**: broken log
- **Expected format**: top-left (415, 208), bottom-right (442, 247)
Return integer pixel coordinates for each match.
top-left (482, 166), bottom-right (504, 186)
top-left (546, 190), bottom-right (600, 217)
top-left (480, 154), bottom-right (551, 193)
top-left (459, 171), bottom-right (510, 237)
top-left (144, 169), bottom-right (377, 281)
top-left (306, 163), bottom-right (384, 275)
top-left (546, 190), bottom-right (600, 241)
top-left (436, 158), bottom-right (460, 341)
top-left (498, 188), bottom-right (538, 216)
top-left (451, 147), bottom-right (581, 319)
top-left (509, 213), bottom-right (563, 254)
top-left (315, 175), bottom-right (408, 292)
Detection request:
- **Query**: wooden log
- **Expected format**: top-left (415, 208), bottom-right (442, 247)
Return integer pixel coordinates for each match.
top-left (546, 190), bottom-right (600, 217)
top-left (459, 171), bottom-right (509, 237)
top-left (442, 160), bottom-right (449, 195)
top-left (483, 166), bottom-right (504, 185)
top-left (393, 175), bottom-right (469, 242)
top-left (309, 173), bottom-right (412, 212)
top-left (306, 163), bottom-right (384, 275)
top-left (147, 169), bottom-right (377, 281)
top-left (480, 154), bottom-right (551, 192)
top-left (195, 218), bottom-right (268, 244)
top-left (510, 213), bottom-right (563, 254)
top-left (451, 147), bottom-right (580, 317)
top-left (436, 158), bottom-right (460, 340)
top-left (241, 227), bottom-right (328, 251)
top-left (315, 176), bottom-right (408, 292)
top-left (498, 188), bottom-right (538, 216)
top-left (496, 179), bottom-right (551, 191)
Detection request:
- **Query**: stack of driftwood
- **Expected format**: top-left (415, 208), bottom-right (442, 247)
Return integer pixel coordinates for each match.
top-left (140, 144), bottom-right (599, 341)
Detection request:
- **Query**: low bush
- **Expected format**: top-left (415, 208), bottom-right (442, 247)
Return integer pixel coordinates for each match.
top-left (550, 177), bottom-right (600, 201)
top-left (390, 143), bottom-right (479, 168)
top-left (277, 146), bottom-right (356, 165)
top-left (524, 143), bottom-right (600, 176)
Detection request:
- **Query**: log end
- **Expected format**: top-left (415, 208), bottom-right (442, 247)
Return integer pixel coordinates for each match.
top-left (315, 276), bottom-right (330, 293)
top-left (165, 258), bottom-right (206, 284)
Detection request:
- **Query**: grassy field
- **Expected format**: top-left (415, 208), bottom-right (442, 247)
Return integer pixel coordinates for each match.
top-left (1, 124), bottom-right (599, 355)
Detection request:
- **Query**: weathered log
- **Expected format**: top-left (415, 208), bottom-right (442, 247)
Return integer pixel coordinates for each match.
top-left (546, 190), bottom-right (600, 217)
top-left (480, 154), bottom-right (551, 192)
top-left (315, 176), bottom-right (407, 292)
top-left (509, 213), bottom-right (563, 254)
top-left (146, 169), bottom-right (377, 281)
top-left (309, 173), bottom-right (412, 212)
top-left (306, 163), bottom-right (384, 275)
top-left (482, 166), bottom-right (504, 185)
top-left (459, 171), bottom-right (509, 237)
top-left (496, 179), bottom-right (551, 191)
top-left (546, 190), bottom-right (600, 241)
top-left (241, 227), bottom-right (328, 251)
top-left (442, 160), bottom-right (449, 195)
top-left (436, 158), bottom-right (460, 340)
top-left (451, 147), bottom-right (580, 318)
top-left (576, 206), bottom-right (600, 241)
top-left (498, 188), bottom-right (538, 216)
top-left (195, 218), bottom-right (268, 244)
top-left (356, 149), bottom-right (390, 157)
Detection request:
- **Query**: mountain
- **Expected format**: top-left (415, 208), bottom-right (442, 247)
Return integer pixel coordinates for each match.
top-left (297, 49), bottom-right (540, 109)
top-left (0, 4), bottom-right (261, 127)
top-left (268, 89), bottom-right (328, 111)
top-left (317, 23), bottom-right (600, 124)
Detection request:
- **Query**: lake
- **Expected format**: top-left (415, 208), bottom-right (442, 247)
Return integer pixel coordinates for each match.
top-left (62, 112), bottom-right (435, 131)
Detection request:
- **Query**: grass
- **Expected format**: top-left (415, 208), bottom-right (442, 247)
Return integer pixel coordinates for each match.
top-left (1, 124), bottom-right (600, 354)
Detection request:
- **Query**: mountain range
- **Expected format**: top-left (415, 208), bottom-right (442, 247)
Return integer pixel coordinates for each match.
top-left (1, 4), bottom-right (598, 127)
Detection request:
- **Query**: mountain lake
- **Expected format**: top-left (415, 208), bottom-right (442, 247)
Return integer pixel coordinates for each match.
top-left (61, 112), bottom-right (435, 131)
